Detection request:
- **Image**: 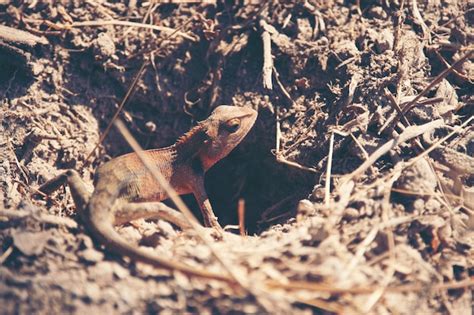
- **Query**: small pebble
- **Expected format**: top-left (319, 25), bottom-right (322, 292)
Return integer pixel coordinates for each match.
top-left (79, 248), bottom-right (104, 263)
top-left (342, 207), bottom-right (359, 220)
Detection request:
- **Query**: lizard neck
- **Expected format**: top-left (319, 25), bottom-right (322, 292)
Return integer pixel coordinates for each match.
top-left (173, 125), bottom-right (210, 168)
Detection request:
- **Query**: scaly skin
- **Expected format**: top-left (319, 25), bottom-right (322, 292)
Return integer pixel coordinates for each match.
top-left (40, 105), bottom-right (257, 280)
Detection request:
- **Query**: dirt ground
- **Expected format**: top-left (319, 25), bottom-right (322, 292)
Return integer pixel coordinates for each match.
top-left (0, 1), bottom-right (473, 314)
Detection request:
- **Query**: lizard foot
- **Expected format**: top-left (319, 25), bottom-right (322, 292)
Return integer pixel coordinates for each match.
top-left (205, 219), bottom-right (224, 240)
top-left (210, 226), bottom-right (224, 241)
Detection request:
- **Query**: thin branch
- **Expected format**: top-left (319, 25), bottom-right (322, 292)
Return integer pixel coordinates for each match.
top-left (342, 119), bottom-right (444, 183)
top-left (0, 209), bottom-right (78, 229)
top-left (404, 116), bottom-right (473, 170)
top-left (0, 245), bottom-right (14, 264)
top-left (33, 19), bottom-right (196, 41)
top-left (339, 215), bottom-right (418, 280)
top-left (362, 171), bottom-right (399, 312)
top-left (324, 132), bottom-right (334, 207)
top-left (393, 50), bottom-right (473, 125)
top-left (266, 278), bottom-right (474, 294)
top-left (410, 0), bottom-right (431, 42)
top-left (260, 20), bottom-right (273, 89)
top-left (272, 68), bottom-right (319, 173)
top-left (275, 155), bottom-right (319, 173)
top-left (83, 60), bottom-right (149, 166)
top-left (238, 198), bottom-right (246, 237)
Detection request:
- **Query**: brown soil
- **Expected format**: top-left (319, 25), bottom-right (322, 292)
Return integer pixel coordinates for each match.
top-left (1, 1), bottom-right (473, 314)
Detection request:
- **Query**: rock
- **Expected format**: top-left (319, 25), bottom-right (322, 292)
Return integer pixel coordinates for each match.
top-left (296, 199), bottom-right (314, 222)
top-left (342, 207), bottom-right (359, 220)
top-left (12, 230), bottom-right (52, 256)
top-left (375, 29), bottom-right (394, 53)
top-left (395, 158), bottom-right (438, 192)
top-left (92, 32), bottom-right (116, 61)
top-left (79, 248), bottom-right (104, 263)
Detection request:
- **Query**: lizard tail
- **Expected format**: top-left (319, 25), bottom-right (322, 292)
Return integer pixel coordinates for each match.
top-left (83, 167), bottom-right (233, 282)
top-left (85, 204), bottom-right (232, 283)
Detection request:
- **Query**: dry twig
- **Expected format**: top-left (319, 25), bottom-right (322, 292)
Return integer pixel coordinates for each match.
top-left (28, 19), bottom-right (196, 41)
top-left (410, 0), bottom-right (431, 42)
top-left (266, 278), bottom-right (474, 294)
top-left (238, 198), bottom-right (246, 237)
top-left (341, 119), bottom-right (444, 184)
top-left (272, 68), bottom-right (319, 173)
top-left (404, 116), bottom-right (473, 170)
top-left (392, 50), bottom-right (473, 126)
top-left (0, 209), bottom-right (78, 229)
top-left (324, 132), bottom-right (334, 207)
top-left (83, 60), bottom-right (149, 165)
top-left (260, 19), bottom-right (273, 90)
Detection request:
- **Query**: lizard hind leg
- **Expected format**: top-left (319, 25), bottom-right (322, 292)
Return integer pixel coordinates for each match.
top-left (38, 169), bottom-right (92, 214)
top-left (114, 201), bottom-right (192, 230)
top-left (63, 170), bottom-right (93, 214)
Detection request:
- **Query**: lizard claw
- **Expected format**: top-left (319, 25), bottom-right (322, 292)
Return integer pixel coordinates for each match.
top-left (188, 225), bottom-right (223, 241)
top-left (208, 218), bottom-right (225, 240)
top-left (210, 225), bottom-right (224, 240)
top-left (199, 221), bottom-right (224, 241)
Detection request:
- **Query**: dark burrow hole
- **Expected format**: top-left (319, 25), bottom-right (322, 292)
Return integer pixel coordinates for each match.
top-left (203, 124), bottom-right (314, 234)
top-left (0, 59), bottom-right (34, 98)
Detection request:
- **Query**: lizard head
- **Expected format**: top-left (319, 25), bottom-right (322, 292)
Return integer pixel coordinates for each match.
top-left (199, 105), bottom-right (258, 170)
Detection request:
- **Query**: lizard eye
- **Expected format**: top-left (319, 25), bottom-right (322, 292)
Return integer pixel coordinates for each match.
top-left (223, 118), bottom-right (241, 133)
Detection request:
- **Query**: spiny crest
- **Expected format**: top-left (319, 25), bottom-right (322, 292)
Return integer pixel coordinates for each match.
top-left (175, 124), bottom-right (207, 146)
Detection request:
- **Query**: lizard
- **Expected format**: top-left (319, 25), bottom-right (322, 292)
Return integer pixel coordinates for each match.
top-left (39, 105), bottom-right (258, 280)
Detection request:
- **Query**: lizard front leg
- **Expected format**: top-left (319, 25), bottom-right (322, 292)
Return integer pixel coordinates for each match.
top-left (191, 177), bottom-right (222, 229)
